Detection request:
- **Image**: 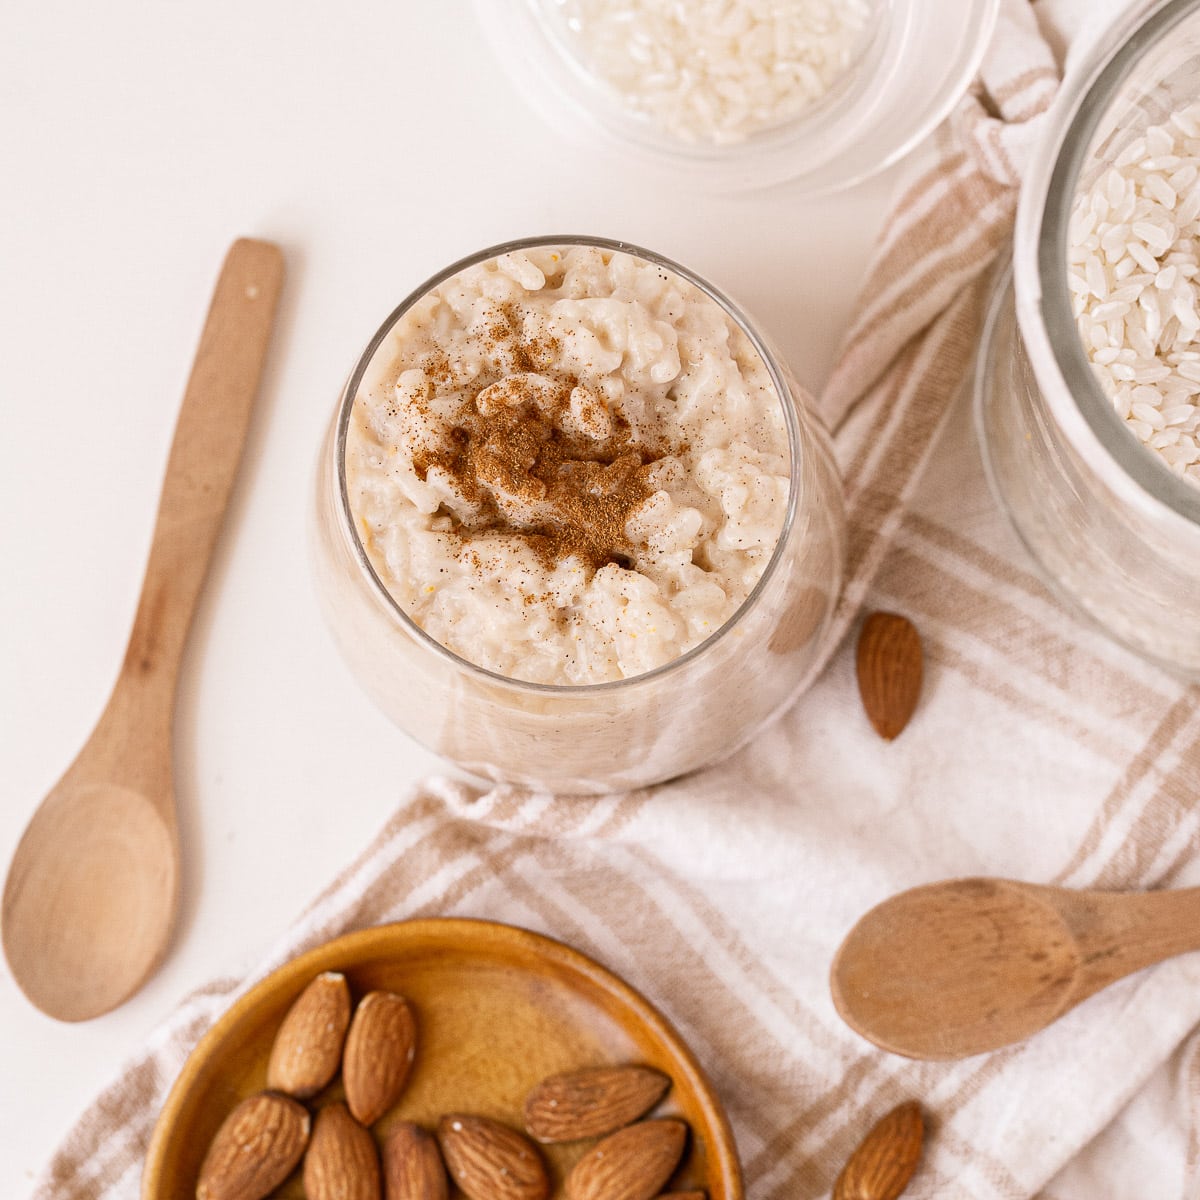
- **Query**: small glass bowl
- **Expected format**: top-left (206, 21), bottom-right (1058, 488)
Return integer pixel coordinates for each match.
top-left (475, 0), bottom-right (998, 193)
top-left (311, 236), bottom-right (846, 793)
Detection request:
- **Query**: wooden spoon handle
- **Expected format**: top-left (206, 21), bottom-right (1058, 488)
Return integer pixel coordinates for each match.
top-left (118, 240), bottom-right (284, 694)
top-left (1064, 886), bottom-right (1200, 999)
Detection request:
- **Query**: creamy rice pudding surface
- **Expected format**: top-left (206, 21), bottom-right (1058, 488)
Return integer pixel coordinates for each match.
top-left (345, 245), bottom-right (791, 685)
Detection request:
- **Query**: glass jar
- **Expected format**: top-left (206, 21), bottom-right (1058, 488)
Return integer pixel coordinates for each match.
top-left (312, 236), bottom-right (845, 793)
top-left (975, 0), bottom-right (1200, 679)
top-left (474, 0), bottom-right (998, 193)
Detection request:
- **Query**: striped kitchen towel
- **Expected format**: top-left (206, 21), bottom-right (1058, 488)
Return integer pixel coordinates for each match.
top-left (33, 2), bottom-right (1200, 1198)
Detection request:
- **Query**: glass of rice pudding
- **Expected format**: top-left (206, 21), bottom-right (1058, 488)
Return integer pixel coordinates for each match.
top-left (313, 237), bottom-right (845, 792)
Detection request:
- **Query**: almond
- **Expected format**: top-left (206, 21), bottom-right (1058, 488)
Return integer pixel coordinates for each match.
top-left (656, 1193), bottom-right (706, 1199)
top-left (196, 1091), bottom-right (311, 1200)
top-left (343, 991), bottom-right (417, 1126)
top-left (437, 1114), bottom-right (550, 1200)
top-left (525, 1065), bottom-right (671, 1143)
top-left (855, 612), bottom-right (923, 741)
top-left (833, 1101), bottom-right (924, 1200)
top-left (383, 1121), bottom-right (449, 1200)
top-left (304, 1103), bottom-right (381, 1200)
top-left (566, 1118), bottom-right (688, 1200)
top-left (266, 971), bottom-right (352, 1099)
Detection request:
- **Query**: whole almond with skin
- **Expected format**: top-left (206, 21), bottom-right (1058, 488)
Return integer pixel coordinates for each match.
top-left (383, 1121), bottom-right (449, 1200)
top-left (343, 990), bottom-right (417, 1126)
top-left (437, 1114), bottom-right (550, 1200)
top-left (266, 971), bottom-right (351, 1098)
top-left (856, 612), bottom-right (923, 741)
top-left (525, 1065), bottom-right (671, 1142)
top-left (833, 1101), bottom-right (924, 1200)
top-left (304, 1103), bottom-right (381, 1200)
top-left (656, 1193), bottom-right (706, 1199)
top-left (196, 1091), bottom-right (311, 1200)
top-left (566, 1118), bottom-right (688, 1200)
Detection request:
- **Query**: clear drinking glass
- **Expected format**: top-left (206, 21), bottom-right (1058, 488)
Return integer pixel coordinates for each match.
top-left (975, 0), bottom-right (1200, 678)
top-left (312, 236), bottom-right (845, 793)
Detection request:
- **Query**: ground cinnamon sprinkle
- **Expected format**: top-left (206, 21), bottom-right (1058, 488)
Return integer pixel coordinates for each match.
top-left (412, 302), bottom-right (676, 572)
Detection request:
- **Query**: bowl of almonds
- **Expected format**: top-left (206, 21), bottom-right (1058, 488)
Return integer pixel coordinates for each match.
top-left (142, 918), bottom-right (742, 1199)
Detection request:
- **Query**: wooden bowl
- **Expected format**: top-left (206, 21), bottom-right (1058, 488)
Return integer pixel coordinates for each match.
top-left (143, 918), bottom-right (743, 1198)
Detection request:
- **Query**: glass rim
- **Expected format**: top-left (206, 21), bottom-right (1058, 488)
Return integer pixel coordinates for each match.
top-left (1016, 0), bottom-right (1200, 528)
top-left (333, 234), bottom-right (805, 696)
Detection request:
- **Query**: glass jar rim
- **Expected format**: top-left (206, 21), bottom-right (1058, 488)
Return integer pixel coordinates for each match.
top-left (333, 234), bottom-right (806, 696)
top-left (1014, 0), bottom-right (1200, 530)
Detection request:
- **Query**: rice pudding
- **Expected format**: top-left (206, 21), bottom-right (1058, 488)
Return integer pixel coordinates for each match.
top-left (344, 245), bottom-right (790, 685)
top-left (315, 237), bottom-right (844, 791)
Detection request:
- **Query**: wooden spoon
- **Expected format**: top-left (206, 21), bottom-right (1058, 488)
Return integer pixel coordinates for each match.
top-left (2, 239), bottom-right (284, 1022)
top-left (830, 876), bottom-right (1200, 1060)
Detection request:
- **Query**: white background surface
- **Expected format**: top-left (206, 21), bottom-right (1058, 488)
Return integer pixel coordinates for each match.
top-left (0, 2), bottom-right (898, 1193)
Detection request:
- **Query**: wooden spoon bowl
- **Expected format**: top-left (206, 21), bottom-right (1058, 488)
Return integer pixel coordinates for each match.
top-left (3, 783), bottom-right (178, 1021)
top-left (831, 877), bottom-right (1200, 1060)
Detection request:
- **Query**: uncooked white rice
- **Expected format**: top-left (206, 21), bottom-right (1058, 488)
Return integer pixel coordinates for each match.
top-left (548, 0), bottom-right (875, 146)
top-left (1068, 102), bottom-right (1200, 488)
